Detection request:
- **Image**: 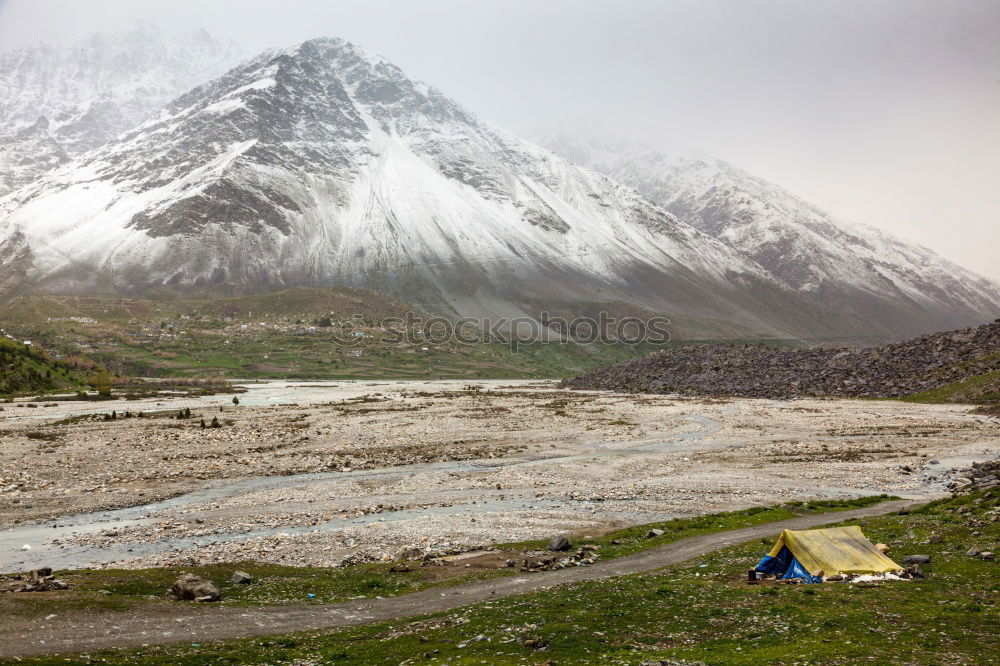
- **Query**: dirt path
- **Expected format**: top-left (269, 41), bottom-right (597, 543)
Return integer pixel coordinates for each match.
top-left (1, 499), bottom-right (913, 658)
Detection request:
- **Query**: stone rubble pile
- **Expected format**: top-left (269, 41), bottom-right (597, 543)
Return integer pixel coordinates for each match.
top-left (507, 544), bottom-right (601, 572)
top-left (0, 567), bottom-right (68, 592)
top-left (945, 459), bottom-right (1000, 493)
top-left (564, 320), bottom-right (1000, 399)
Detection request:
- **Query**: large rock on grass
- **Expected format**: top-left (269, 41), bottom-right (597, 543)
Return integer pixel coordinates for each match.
top-left (170, 573), bottom-right (221, 602)
top-left (903, 554), bottom-right (931, 565)
top-left (230, 570), bottom-right (253, 585)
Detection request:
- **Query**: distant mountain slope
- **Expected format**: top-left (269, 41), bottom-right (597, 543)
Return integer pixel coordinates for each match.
top-left (0, 286), bottom-right (429, 328)
top-left (0, 25), bottom-right (242, 195)
top-left (540, 134), bottom-right (1000, 340)
top-left (0, 37), bottom-right (859, 339)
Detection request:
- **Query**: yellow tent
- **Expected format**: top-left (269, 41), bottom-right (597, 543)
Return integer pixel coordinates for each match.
top-left (754, 525), bottom-right (902, 582)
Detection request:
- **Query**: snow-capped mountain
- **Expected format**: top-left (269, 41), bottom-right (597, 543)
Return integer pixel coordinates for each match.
top-left (0, 36), bottom-right (863, 339)
top-left (0, 25), bottom-right (243, 195)
top-left (540, 133), bottom-right (1000, 339)
top-left (2, 35), bottom-right (995, 340)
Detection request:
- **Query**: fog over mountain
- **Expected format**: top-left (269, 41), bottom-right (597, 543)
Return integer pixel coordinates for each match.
top-left (539, 133), bottom-right (1000, 338)
top-left (0, 36), bottom-right (831, 338)
top-left (0, 25), bottom-right (242, 195)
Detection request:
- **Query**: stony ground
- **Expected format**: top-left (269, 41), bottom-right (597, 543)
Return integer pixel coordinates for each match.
top-left (1, 380), bottom-right (998, 572)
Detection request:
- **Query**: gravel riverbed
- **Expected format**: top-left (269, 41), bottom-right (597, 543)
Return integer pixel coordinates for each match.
top-left (2, 380), bottom-right (997, 571)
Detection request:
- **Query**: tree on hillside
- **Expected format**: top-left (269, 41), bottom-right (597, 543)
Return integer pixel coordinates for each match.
top-left (88, 370), bottom-right (114, 397)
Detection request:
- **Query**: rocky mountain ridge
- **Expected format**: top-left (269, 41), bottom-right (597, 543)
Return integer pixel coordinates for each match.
top-left (0, 33), bottom-right (996, 342)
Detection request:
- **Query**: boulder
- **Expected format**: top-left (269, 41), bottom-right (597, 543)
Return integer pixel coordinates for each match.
top-left (979, 551), bottom-right (995, 561)
top-left (646, 529), bottom-right (666, 538)
top-left (903, 554), bottom-right (931, 565)
top-left (170, 573), bottom-right (221, 602)
top-left (547, 536), bottom-right (571, 552)
top-left (399, 546), bottom-right (425, 561)
top-left (230, 570), bottom-right (253, 585)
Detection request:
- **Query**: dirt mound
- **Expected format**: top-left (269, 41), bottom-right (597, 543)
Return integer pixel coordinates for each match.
top-left (564, 319), bottom-right (1000, 400)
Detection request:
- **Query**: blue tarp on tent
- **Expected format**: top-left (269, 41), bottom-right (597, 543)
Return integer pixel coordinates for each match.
top-left (754, 546), bottom-right (823, 583)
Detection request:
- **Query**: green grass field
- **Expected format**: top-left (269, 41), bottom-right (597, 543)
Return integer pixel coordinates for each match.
top-left (902, 369), bottom-right (1000, 405)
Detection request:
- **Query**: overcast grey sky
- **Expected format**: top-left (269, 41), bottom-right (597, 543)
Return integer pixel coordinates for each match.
top-left (1, 0), bottom-right (998, 280)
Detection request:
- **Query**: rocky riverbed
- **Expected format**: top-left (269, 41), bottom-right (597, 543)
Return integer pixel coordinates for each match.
top-left (1, 380), bottom-right (998, 571)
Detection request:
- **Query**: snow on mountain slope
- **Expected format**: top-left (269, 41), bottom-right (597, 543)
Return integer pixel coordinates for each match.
top-left (0, 25), bottom-right (242, 195)
top-left (0, 37), bottom-right (857, 339)
top-left (540, 134), bottom-right (1000, 339)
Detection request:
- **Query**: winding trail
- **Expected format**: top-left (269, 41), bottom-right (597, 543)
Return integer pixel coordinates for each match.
top-left (1, 499), bottom-right (913, 658)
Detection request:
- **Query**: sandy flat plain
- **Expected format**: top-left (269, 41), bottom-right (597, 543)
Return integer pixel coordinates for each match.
top-left (1, 380), bottom-right (997, 571)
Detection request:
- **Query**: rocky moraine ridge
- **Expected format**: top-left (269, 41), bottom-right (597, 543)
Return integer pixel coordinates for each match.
top-left (564, 319), bottom-right (1000, 400)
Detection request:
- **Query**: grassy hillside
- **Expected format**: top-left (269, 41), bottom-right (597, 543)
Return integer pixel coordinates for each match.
top-left (0, 289), bottom-right (709, 380)
top-left (0, 336), bottom-right (90, 397)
